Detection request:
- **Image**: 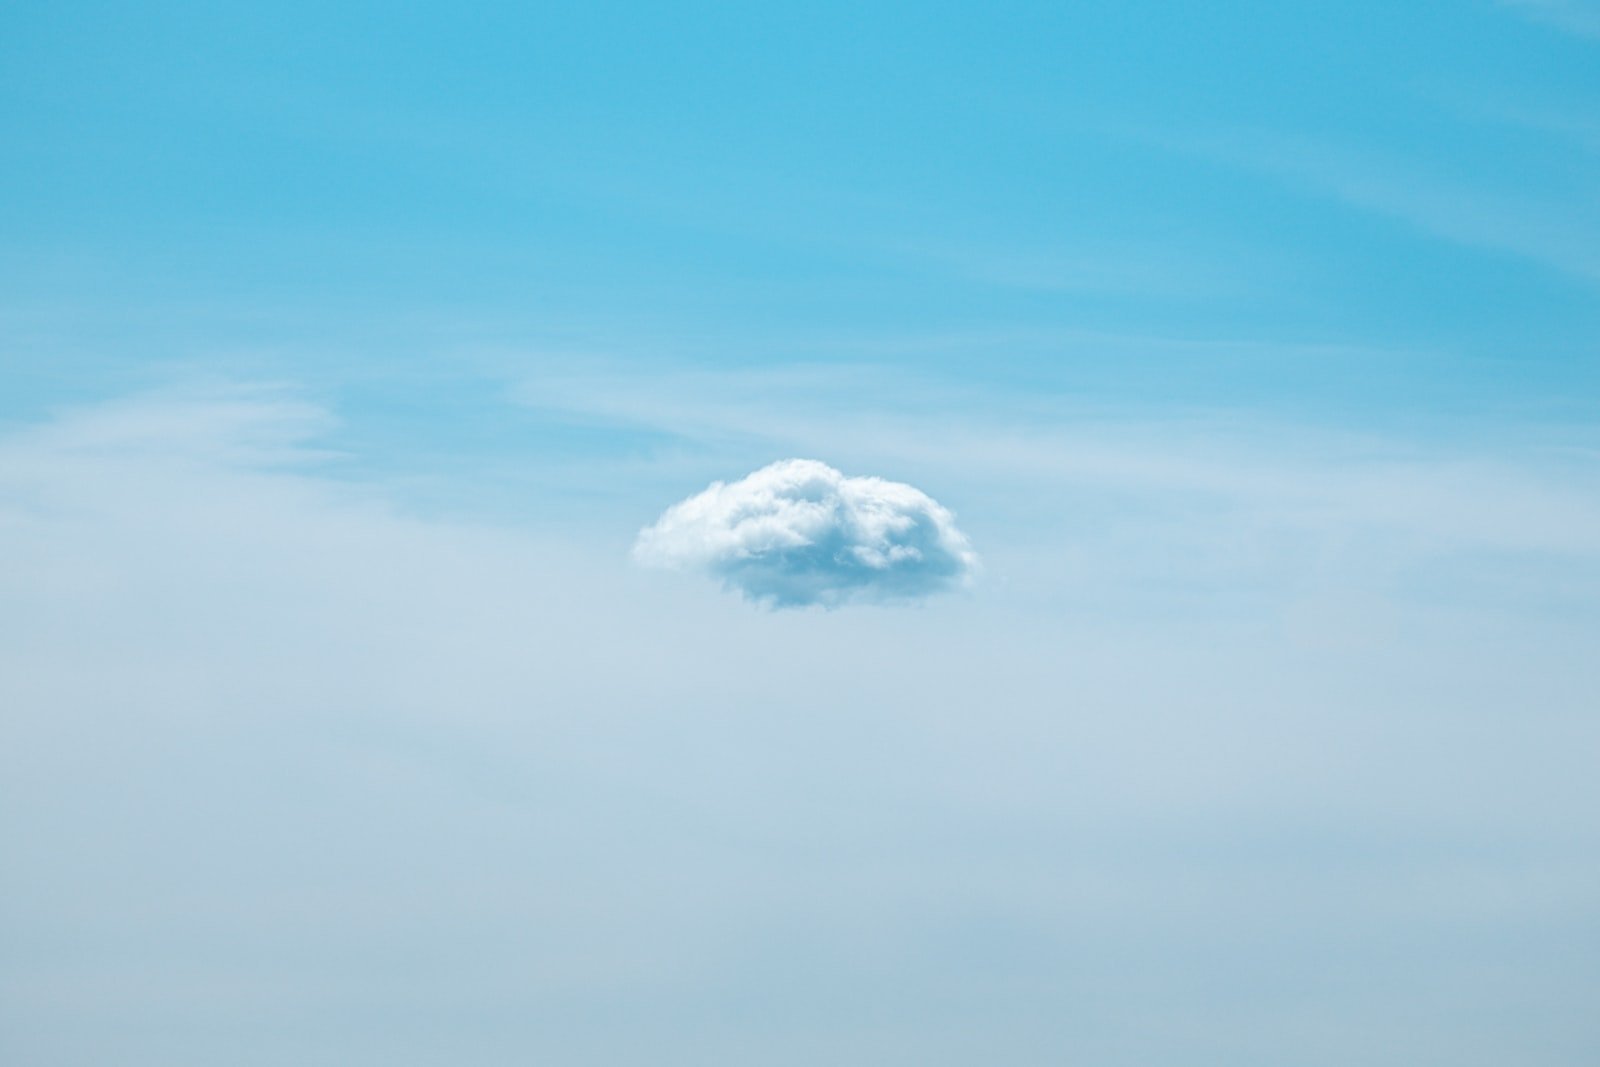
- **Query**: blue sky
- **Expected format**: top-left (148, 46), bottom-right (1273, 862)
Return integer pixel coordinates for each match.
top-left (2, 3), bottom-right (1599, 1065)
top-left (5, 0), bottom-right (1600, 421)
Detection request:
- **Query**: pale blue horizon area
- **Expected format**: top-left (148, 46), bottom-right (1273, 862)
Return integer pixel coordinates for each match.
top-left (2, 3), bottom-right (1599, 1065)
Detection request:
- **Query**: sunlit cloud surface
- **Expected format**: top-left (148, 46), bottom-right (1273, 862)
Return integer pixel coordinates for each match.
top-left (634, 459), bottom-right (979, 608)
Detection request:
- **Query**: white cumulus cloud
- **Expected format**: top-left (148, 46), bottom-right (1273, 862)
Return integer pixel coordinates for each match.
top-left (633, 459), bottom-right (979, 608)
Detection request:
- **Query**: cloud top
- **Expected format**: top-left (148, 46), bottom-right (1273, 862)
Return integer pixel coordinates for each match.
top-left (633, 459), bottom-right (978, 608)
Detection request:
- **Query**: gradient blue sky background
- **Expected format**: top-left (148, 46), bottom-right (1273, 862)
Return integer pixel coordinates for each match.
top-left (3, 3), bottom-right (1599, 1064)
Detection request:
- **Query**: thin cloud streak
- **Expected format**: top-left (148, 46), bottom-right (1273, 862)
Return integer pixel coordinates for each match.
top-left (1152, 130), bottom-right (1600, 286)
top-left (514, 361), bottom-right (1600, 567)
top-left (1502, 0), bottom-right (1600, 39)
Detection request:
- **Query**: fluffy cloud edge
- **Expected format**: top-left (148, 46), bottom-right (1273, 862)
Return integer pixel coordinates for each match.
top-left (633, 459), bottom-right (979, 608)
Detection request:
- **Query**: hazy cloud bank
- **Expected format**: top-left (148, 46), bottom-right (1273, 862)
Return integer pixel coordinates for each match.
top-left (4, 386), bottom-right (1600, 1067)
top-left (633, 459), bottom-right (978, 608)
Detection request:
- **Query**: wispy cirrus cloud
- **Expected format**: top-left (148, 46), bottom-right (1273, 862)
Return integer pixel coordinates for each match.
top-left (1148, 128), bottom-right (1600, 287)
top-left (1501, 0), bottom-right (1600, 39)
top-left (514, 357), bottom-right (1600, 620)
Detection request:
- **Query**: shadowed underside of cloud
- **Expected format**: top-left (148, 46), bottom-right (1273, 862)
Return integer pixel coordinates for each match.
top-left (633, 459), bottom-right (979, 608)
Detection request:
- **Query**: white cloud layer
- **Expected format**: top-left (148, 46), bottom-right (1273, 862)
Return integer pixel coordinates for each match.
top-left (633, 459), bottom-right (979, 607)
top-left (4, 387), bottom-right (1600, 1066)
